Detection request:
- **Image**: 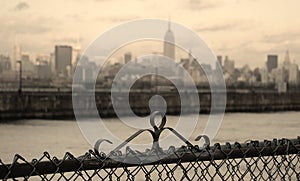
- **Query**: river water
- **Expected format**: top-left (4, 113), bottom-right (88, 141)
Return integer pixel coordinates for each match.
top-left (0, 112), bottom-right (299, 163)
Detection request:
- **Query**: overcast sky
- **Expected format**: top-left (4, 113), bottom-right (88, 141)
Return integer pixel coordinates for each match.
top-left (1, 0), bottom-right (300, 68)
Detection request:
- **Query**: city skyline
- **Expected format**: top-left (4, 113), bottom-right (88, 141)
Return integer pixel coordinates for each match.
top-left (0, 0), bottom-right (299, 68)
top-left (2, 37), bottom-right (300, 92)
top-left (4, 36), bottom-right (300, 72)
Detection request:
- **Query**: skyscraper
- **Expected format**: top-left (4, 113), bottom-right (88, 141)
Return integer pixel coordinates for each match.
top-left (12, 41), bottom-right (21, 71)
top-left (216, 55), bottom-right (222, 70)
top-left (288, 61), bottom-right (299, 84)
top-left (0, 54), bottom-right (11, 73)
top-left (124, 52), bottom-right (132, 64)
top-left (72, 40), bottom-right (81, 68)
top-left (283, 50), bottom-right (291, 70)
top-left (55, 45), bottom-right (72, 77)
top-left (223, 56), bottom-right (235, 74)
top-left (49, 53), bottom-right (55, 74)
top-left (266, 55), bottom-right (278, 72)
top-left (163, 20), bottom-right (175, 60)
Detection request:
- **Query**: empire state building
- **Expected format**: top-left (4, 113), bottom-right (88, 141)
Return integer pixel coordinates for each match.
top-left (163, 21), bottom-right (175, 60)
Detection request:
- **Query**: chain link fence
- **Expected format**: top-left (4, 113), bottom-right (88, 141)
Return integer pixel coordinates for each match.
top-left (1, 112), bottom-right (299, 180)
top-left (0, 137), bottom-right (299, 180)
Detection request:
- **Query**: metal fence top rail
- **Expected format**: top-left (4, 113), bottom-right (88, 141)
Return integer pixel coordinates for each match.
top-left (0, 137), bottom-right (299, 179)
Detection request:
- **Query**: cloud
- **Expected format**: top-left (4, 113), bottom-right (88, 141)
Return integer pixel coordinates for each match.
top-left (52, 37), bottom-right (83, 44)
top-left (260, 31), bottom-right (300, 44)
top-left (14, 2), bottom-right (29, 11)
top-left (186, 0), bottom-right (222, 11)
top-left (66, 14), bottom-right (84, 22)
top-left (0, 15), bottom-right (59, 53)
top-left (196, 23), bottom-right (239, 32)
top-left (94, 15), bottom-right (140, 23)
top-left (1, 18), bottom-right (52, 35)
top-left (108, 16), bottom-right (141, 22)
top-left (196, 21), bottom-right (251, 32)
top-left (235, 0), bottom-right (261, 3)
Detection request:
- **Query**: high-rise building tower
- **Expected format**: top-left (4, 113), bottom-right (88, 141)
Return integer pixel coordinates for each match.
top-left (223, 56), bottom-right (235, 74)
top-left (72, 39), bottom-right (82, 68)
top-left (289, 61), bottom-right (299, 85)
top-left (283, 50), bottom-right (291, 70)
top-left (50, 53), bottom-right (55, 73)
top-left (124, 52), bottom-right (132, 64)
top-left (55, 45), bottom-right (72, 77)
top-left (216, 55), bottom-right (223, 70)
top-left (266, 55), bottom-right (278, 72)
top-left (12, 40), bottom-right (21, 71)
top-left (0, 54), bottom-right (11, 73)
top-left (163, 20), bottom-right (175, 60)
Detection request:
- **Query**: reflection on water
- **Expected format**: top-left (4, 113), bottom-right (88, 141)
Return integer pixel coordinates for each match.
top-left (0, 112), bottom-right (299, 163)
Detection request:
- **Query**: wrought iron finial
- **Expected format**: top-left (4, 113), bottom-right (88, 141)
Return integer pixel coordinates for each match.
top-left (94, 111), bottom-right (208, 157)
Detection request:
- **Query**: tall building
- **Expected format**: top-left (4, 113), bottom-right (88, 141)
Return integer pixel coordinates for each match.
top-left (21, 54), bottom-right (30, 62)
top-left (36, 54), bottom-right (50, 64)
top-left (12, 41), bottom-right (21, 71)
top-left (36, 55), bottom-right (51, 79)
top-left (163, 20), bottom-right (175, 60)
top-left (216, 55), bottom-right (223, 71)
top-left (223, 56), bottom-right (235, 75)
top-left (74, 56), bottom-right (99, 85)
top-left (283, 50), bottom-right (291, 70)
top-left (55, 45), bottom-right (72, 77)
top-left (289, 61), bottom-right (299, 84)
top-left (266, 55), bottom-right (278, 72)
top-left (124, 52), bottom-right (132, 64)
top-left (49, 53), bottom-right (55, 74)
top-left (21, 54), bottom-right (35, 78)
top-left (275, 67), bottom-right (285, 83)
top-left (217, 55), bottom-right (222, 65)
top-left (0, 54), bottom-right (11, 73)
top-left (36, 60), bottom-right (51, 79)
top-left (72, 41), bottom-right (81, 68)
top-left (260, 68), bottom-right (268, 84)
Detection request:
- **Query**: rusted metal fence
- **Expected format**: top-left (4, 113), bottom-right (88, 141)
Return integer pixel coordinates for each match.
top-left (0, 112), bottom-right (299, 180)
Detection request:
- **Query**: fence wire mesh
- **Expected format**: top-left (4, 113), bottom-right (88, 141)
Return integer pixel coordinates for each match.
top-left (0, 137), bottom-right (299, 180)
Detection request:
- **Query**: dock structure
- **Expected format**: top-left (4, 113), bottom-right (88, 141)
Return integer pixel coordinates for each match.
top-left (1, 89), bottom-right (300, 119)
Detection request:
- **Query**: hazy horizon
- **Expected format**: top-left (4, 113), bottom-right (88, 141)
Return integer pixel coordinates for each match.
top-left (1, 0), bottom-right (300, 68)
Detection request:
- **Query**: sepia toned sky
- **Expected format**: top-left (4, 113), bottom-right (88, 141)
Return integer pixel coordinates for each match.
top-left (0, 0), bottom-right (300, 68)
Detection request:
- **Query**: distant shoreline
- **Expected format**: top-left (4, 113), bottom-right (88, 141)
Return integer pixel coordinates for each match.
top-left (1, 91), bottom-right (300, 120)
top-left (1, 110), bottom-right (300, 122)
